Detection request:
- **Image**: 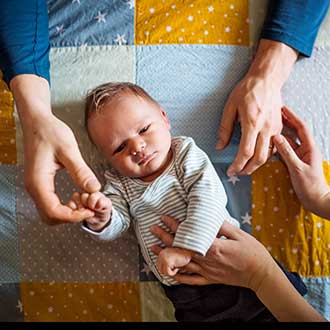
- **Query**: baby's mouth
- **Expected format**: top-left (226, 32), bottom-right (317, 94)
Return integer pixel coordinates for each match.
top-left (138, 152), bottom-right (156, 165)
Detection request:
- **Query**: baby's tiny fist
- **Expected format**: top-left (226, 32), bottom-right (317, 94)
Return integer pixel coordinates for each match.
top-left (96, 195), bottom-right (112, 212)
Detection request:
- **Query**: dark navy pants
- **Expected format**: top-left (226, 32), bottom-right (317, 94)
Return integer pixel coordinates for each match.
top-left (162, 260), bottom-right (307, 322)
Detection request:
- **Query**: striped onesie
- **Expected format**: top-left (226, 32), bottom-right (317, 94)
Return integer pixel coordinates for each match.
top-left (83, 136), bottom-right (239, 285)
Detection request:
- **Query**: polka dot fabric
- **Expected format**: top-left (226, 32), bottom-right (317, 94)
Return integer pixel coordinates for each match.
top-left (0, 165), bottom-right (19, 282)
top-left (135, 44), bottom-right (252, 163)
top-left (20, 282), bottom-right (141, 322)
top-left (252, 161), bottom-right (330, 277)
top-left (16, 166), bottom-right (140, 283)
top-left (136, 0), bottom-right (249, 45)
top-left (1, 0), bottom-right (330, 322)
top-left (0, 73), bottom-right (16, 164)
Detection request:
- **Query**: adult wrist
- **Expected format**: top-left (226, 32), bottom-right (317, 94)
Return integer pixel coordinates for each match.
top-left (10, 74), bottom-right (52, 125)
top-left (254, 259), bottom-right (281, 297)
top-left (248, 255), bottom-right (278, 294)
top-left (311, 187), bottom-right (330, 220)
top-left (246, 39), bottom-right (298, 89)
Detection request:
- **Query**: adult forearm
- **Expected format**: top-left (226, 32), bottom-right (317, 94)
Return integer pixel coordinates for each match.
top-left (261, 0), bottom-right (330, 57)
top-left (256, 262), bottom-right (326, 322)
top-left (0, 0), bottom-right (50, 84)
top-left (10, 74), bottom-right (53, 129)
top-left (247, 39), bottom-right (298, 88)
top-left (309, 188), bottom-right (330, 220)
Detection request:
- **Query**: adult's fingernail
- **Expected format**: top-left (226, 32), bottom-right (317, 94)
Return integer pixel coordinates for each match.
top-left (227, 169), bottom-right (235, 177)
top-left (216, 139), bottom-right (224, 150)
top-left (86, 179), bottom-right (101, 191)
top-left (273, 135), bottom-right (284, 144)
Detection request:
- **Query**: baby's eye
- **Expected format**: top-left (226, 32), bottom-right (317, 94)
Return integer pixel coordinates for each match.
top-left (139, 125), bottom-right (150, 134)
top-left (114, 143), bottom-right (126, 154)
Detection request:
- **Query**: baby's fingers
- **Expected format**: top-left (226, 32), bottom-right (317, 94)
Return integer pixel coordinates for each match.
top-left (80, 193), bottom-right (90, 208)
top-left (167, 266), bottom-right (179, 277)
top-left (95, 196), bottom-right (112, 212)
top-left (87, 192), bottom-right (111, 212)
top-left (71, 192), bottom-right (84, 209)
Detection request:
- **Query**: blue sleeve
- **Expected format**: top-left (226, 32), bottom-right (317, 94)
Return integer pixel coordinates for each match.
top-left (261, 0), bottom-right (330, 57)
top-left (0, 0), bottom-right (50, 86)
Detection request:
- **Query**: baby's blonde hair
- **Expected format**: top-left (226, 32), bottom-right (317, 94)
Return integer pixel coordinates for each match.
top-left (84, 82), bottom-right (158, 130)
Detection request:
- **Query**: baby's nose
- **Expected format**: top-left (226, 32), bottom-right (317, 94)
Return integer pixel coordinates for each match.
top-left (131, 140), bottom-right (146, 155)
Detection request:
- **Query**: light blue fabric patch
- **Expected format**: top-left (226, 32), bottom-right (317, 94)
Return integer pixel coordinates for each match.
top-left (282, 47), bottom-right (330, 160)
top-left (0, 284), bottom-right (23, 322)
top-left (48, 0), bottom-right (134, 47)
top-left (16, 165), bottom-right (139, 283)
top-left (213, 164), bottom-right (252, 234)
top-left (136, 45), bottom-right (252, 163)
top-left (302, 277), bottom-right (330, 320)
top-left (0, 165), bottom-right (20, 283)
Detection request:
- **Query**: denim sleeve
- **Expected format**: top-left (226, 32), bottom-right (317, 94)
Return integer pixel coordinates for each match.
top-left (0, 0), bottom-right (50, 85)
top-left (261, 0), bottom-right (330, 57)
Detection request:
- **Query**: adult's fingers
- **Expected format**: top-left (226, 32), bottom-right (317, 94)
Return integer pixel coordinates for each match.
top-left (282, 106), bottom-right (314, 149)
top-left (174, 273), bottom-right (210, 286)
top-left (217, 221), bottom-right (242, 241)
top-left (273, 134), bottom-right (304, 172)
top-left (216, 102), bottom-right (237, 150)
top-left (227, 113), bottom-right (259, 176)
top-left (150, 225), bottom-right (174, 247)
top-left (58, 145), bottom-right (101, 193)
top-left (40, 203), bottom-right (94, 225)
top-left (180, 261), bottom-right (203, 274)
top-left (160, 215), bottom-right (179, 233)
top-left (240, 131), bottom-right (272, 175)
top-left (27, 169), bottom-right (94, 224)
top-left (151, 244), bottom-right (162, 255)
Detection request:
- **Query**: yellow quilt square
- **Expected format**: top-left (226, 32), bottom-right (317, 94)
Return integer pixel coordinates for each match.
top-left (252, 161), bottom-right (330, 277)
top-left (136, 0), bottom-right (249, 45)
top-left (20, 282), bottom-right (142, 322)
top-left (0, 74), bottom-right (16, 164)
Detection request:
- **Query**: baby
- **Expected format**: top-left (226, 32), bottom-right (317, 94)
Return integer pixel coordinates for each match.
top-left (69, 81), bottom-right (239, 279)
top-left (68, 82), bottom-right (306, 321)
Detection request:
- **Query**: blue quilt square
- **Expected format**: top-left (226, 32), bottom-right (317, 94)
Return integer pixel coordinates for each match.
top-left (48, 0), bottom-right (134, 47)
top-left (0, 165), bottom-right (20, 283)
top-left (136, 45), bottom-right (251, 163)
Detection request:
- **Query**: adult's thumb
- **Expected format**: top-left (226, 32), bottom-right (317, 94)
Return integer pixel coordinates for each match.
top-left (217, 221), bottom-right (241, 240)
top-left (273, 134), bottom-right (303, 172)
top-left (60, 149), bottom-right (101, 193)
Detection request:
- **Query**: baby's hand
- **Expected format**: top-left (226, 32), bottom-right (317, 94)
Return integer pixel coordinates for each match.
top-left (157, 247), bottom-right (194, 276)
top-left (68, 191), bottom-right (112, 232)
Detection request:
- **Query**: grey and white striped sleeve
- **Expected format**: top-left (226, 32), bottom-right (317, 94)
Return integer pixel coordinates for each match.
top-left (81, 171), bottom-right (131, 242)
top-left (173, 138), bottom-right (239, 255)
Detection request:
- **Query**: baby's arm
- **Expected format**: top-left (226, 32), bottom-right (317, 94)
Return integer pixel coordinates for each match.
top-left (68, 191), bottom-right (112, 232)
top-left (173, 138), bottom-right (239, 256)
top-left (157, 247), bottom-right (195, 276)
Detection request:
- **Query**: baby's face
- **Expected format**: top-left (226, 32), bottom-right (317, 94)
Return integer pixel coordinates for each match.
top-left (88, 95), bottom-right (172, 181)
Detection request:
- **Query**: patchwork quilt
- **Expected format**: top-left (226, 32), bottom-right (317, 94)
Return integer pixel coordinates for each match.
top-left (0, 0), bottom-right (330, 321)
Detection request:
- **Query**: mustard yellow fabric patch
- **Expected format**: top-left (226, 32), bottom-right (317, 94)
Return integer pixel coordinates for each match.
top-left (20, 282), bottom-right (142, 322)
top-left (136, 0), bottom-right (249, 45)
top-left (252, 161), bottom-right (330, 277)
top-left (0, 73), bottom-right (16, 164)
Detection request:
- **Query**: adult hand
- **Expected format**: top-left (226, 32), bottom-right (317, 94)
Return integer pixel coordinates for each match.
top-left (217, 40), bottom-right (298, 176)
top-left (274, 106), bottom-right (330, 219)
top-left (150, 215), bottom-right (276, 292)
top-left (151, 216), bottom-right (326, 322)
top-left (11, 74), bottom-right (101, 225)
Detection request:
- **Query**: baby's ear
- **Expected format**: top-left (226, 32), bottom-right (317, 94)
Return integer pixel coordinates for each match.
top-left (160, 109), bottom-right (171, 130)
